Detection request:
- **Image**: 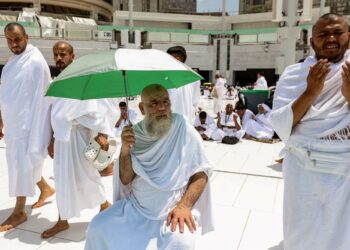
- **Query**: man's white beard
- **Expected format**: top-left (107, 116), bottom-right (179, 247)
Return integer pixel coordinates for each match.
top-left (144, 113), bottom-right (172, 138)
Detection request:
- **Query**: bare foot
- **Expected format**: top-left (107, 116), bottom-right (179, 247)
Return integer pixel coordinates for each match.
top-left (243, 134), bottom-right (254, 140)
top-left (275, 158), bottom-right (284, 164)
top-left (32, 187), bottom-right (56, 209)
top-left (256, 138), bottom-right (273, 144)
top-left (100, 201), bottom-right (111, 212)
top-left (99, 163), bottom-right (114, 177)
top-left (41, 220), bottom-right (69, 238)
top-left (0, 212), bottom-right (27, 232)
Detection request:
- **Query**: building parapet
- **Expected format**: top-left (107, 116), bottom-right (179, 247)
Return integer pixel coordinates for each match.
top-left (0, 19), bottom-right (297, 46)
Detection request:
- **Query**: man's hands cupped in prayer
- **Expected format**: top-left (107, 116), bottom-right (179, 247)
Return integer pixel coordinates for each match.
top-left (166, 204), bottom-right (196, 234)
top-left (121, 110), bottom-right (128, 120)
top-left (306, 59), bottom-right (331, 97)
top-left (292, 59), bottom-right (331, 127)
top-left (341, 60), bottom-right (350, 103)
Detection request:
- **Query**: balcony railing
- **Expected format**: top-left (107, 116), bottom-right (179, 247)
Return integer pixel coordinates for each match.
top-left (0, 21), bottom-right (283, 45)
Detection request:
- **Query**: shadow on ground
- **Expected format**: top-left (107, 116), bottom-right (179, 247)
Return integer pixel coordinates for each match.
top-left (51, 221), bottom-right (90, 242)
top-left (267, 163), bottom-right (282, 173)
top-left (1, 205), bottom-right (88, 244)
top-left (268, 241), bottom-right (284, 250)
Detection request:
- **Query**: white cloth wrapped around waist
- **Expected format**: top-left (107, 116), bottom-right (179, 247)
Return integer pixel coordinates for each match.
top-left (286, 138), bottom-right (350, 176)
top-left (129, 176), bottom-right (186, 220)
top-left (113, 160), bottom-right (213, 234)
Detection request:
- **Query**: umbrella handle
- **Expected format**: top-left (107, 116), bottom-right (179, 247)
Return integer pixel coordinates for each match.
top-left (127, 118), bottom-right (133, 127)
top-left (122, 70), bottom-right (132, 127)
top-left (125, 102), bottom-right (133, 127)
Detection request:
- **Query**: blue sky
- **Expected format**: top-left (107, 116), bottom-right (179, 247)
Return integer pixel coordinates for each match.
top-left (197, 0), bottom-right (239, 14)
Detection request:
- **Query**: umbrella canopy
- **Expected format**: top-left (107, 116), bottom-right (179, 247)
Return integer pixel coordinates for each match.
top-left (46, 48), bottom-right (203, 100)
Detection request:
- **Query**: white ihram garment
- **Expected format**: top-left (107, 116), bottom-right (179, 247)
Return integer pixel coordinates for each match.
top-left (0, 44), bottom-right (51, 197)
top-left (51, 98), bottom-right (119, 219)
top-left (218, 111), bottom-right (245, 140)
top-left (193, 114), bottom-right (224, 140)
top-left (213, 78), bottom-right (226, 114)
top-left (240, 109), bottom-right (255, 126)
top-left (255, 76), bottom-right (268, 90)
top-left (168, 80), bottom-right (201, 123)
top-left (270, 51), bottom-right (350, 250)
top-left (85, 114), bottom-right (214, 250)
top-left (224, 88), bottom-right (237, 100)
top-left (115, 108), bottom-right (138, 137)
top-left (244, 108), bottom-right (274, 139)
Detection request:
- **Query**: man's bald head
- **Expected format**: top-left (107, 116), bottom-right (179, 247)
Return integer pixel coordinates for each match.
top-left (139, 84), bottom-right (172, 137)
top-left (53, 41), bottom-right (75, 71)
top-left (53, 41), bottom-right (74, 54)
top-left (225, 103), bottom-right (234, 114)
top-left (312, 13), bottom-right (347, 34)
top-left (4, 22), bottom-right (26, 36)
top-left (311, 13), bottom-right (350, 63)
top-left (141, 84), bottom-right (168, 102)
top-left (4, 22), bottom-right (28, 55)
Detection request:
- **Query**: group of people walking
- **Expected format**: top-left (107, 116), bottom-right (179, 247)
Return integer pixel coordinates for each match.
top-left (0, 23), bottom-right (119, 238)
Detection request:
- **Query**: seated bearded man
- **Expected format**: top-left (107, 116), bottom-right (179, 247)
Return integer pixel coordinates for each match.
top-left (85, 84), bottom-right (214, 250)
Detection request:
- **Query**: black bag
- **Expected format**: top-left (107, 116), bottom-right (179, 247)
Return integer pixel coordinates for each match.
top-left (221, 136), bottom-right (239, 145)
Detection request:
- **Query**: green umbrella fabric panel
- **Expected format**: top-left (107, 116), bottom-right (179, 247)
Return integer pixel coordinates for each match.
top-left (55, 50), bottom-right (118, 82)
top-left (47, 70), bottom-right (201, 99)
top-left (46, 48), bottom-right (203, 100)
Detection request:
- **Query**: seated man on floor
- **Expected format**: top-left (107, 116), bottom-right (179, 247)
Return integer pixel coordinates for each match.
top-left (85, 84), bottom-right (214, 250)
top-left (203, 86), bottom-right (210, 97)
top-left (224, 86), bottom-right (237, 100)
top-left (115, 101), bottom-right (138, 137)
top-left (194, 111), bottom-right (224, 141)
top-left (254, 103), bottom-right (274, 139)
top-left (234, 101), bottom-right (255, 127)
top-left (236, 102), bottom-right (274, 141)
top-left (217, 103), bottom-right (245, 141)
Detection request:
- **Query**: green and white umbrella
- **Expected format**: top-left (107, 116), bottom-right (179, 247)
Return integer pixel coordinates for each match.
top-left (46, 48), bottom-right (203, 100)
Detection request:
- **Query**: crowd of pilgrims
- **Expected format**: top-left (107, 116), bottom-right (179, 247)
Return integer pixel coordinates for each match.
top-left (117, 87), bottom-right (277, 146)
